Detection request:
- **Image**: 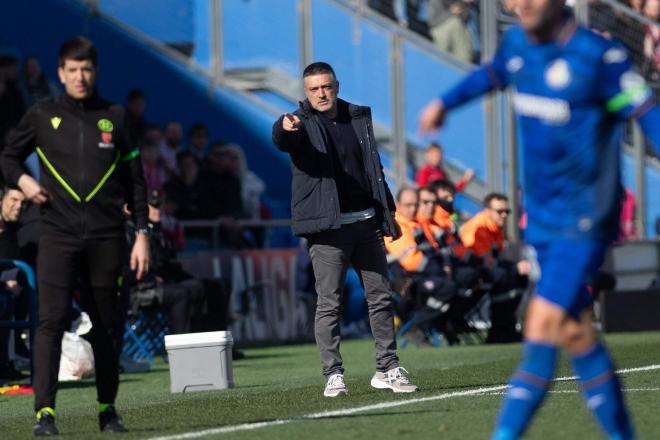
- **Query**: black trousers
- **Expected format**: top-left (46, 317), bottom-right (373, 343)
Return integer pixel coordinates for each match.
top-left (34, 234), bottom-right (125, 411)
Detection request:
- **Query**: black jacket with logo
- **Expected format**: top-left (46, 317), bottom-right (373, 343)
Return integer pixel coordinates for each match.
top-left (1, 93), bottom-right (148, 238)
top-left (272, 98), bottom-right (400, 239)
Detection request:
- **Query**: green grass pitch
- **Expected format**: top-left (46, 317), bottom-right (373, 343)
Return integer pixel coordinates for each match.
top-left (3, 331), bottom-right (660, 439)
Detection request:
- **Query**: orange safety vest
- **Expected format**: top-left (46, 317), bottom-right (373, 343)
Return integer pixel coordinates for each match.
top-left (459, 210), bottom-right (504, 257)
top-left (385, 212), bottom-right (429, 273)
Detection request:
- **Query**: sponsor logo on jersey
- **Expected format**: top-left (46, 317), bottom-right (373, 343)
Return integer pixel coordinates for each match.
top-left (506, 56), bottom-right (524, 73)
top-left (545, 59), bottom-right (571, 90)
top-left (512, 93), bottom-right (571, 125)
top-left (603, 47), bottom-right (628, 64)
top-left (50, 116), bottom-right (62, 130)
top-left (98, 132), bottom-right (114, 149)
top-left (97, 118), bottom-right (114, 133)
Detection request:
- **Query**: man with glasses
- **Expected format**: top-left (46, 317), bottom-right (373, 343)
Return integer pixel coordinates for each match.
top-left (461, 194), bottom-right (529, 343)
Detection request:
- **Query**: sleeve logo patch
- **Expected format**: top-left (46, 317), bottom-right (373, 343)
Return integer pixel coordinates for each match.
top-left (97, 118), bottom-right (114, 133)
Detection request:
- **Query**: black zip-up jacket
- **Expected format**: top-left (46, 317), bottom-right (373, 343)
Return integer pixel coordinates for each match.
top-left (272, 98), bottom-right (401, 239)
top-left (1, 93), bottom-right (148, 238)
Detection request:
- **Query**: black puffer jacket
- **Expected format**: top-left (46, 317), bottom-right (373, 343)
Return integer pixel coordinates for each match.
top-left (272, 98), bottom-right (400, 239)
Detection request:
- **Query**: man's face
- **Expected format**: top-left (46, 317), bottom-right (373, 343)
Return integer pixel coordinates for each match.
top-left (180, 157), bottom-right (199, 182)
top-left (1, 189), bottom-right (25, 222)
top-left (190, 131), bottom-right (209, 150)
top-left (425, 148), bottom-right (442, 167)
top-left (436, 188), bottom-right (454, 204)
top-left (58, 59), bottom-right (96, 100)
top-left (486, 198), bottom-right (511, 228)
top-left (397, 190), bottom-right (418, 221)
top-left (303, 73), bottom-right (339, 115)
top-left (645, 0), bottom-right (660, 20)
top-left (417, 189), bottom-right (437, 219)
top-left (165, 123), bottom-right (183, 145)
top-left (514, 0), bottom-right (565, 33)
top-left (128, 97), bottom-right (145, 117)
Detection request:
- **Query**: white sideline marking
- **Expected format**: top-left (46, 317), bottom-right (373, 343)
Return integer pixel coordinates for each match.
top-left (146, 364), bottom-right (660, 440)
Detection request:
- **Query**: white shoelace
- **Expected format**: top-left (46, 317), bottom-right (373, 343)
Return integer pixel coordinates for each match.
top-left (387, 367), bottom-right (411, 384)
top-left (327, 374), bottom-right (346, 389)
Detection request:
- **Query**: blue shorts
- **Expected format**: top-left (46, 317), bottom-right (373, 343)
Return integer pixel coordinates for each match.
top-left (532, 239), bottom-right (608, 319)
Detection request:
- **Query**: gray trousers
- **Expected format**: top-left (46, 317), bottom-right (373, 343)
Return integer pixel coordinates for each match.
top-left (307, 218), bottom-right (399, 378)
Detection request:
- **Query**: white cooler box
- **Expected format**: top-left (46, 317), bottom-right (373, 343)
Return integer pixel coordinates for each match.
top-left (164, 331), bottom-right (234, 393)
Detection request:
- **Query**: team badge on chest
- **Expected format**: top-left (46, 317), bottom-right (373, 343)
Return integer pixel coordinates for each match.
top-left (545, 59), bottom-right (571, 90)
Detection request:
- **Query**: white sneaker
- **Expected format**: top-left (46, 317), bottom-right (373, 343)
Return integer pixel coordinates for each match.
top-left (371, 366), bottom-right (418, 393)
top-left (324, 373), bottom-right (348, 397)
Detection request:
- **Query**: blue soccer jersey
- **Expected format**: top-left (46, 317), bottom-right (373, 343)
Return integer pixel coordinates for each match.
top-left (441, 15), bottom-right (660, 244)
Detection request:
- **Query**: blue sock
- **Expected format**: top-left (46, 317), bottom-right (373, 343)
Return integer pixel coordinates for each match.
top-left (491, 342), bottom-right (558, 440)
top-left (571, 342), bottom-right (635, 440)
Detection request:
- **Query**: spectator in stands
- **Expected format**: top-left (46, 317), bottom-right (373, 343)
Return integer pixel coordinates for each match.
top-left (394, 0), bottom-right (431, 36)
top-left (0, 186), bottom-right (28, 383)
top-left (164, 151), bottom-right (206, 220)
top-left (643, 0), bottom-right (660, 86)
top-left (201, 143), bottom-right (243, 219)
top-left (619, 187), bottom-right (638, 242)
top-left (185, 123), bottom-right (211, 161)
top-left (415, 142), bottom-right (474, 191)
top-left (460, 193), bottom-right (530, 342)
top-left (125, 89), bottom-right (147, 146)
top-left (140, 140), bottom-right (168, 191)
top-left (219, 143), bottom-right (265, 220)
top-left (429, 0), bottom-right (473, 64)
top-left (159, 121), bottom-right (183, 176)
top-left (18, 56), bottom-right (58, 108)
top-left (0, 54), bottom-right (26, 143)
top-left (415, 186), bottom-right (443, 249)
top-left (430, 178), bottom-right (458, 233)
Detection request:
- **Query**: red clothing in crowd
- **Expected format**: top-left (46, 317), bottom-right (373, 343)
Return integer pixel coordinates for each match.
top-left (415, 164), bottom-right (466, 192)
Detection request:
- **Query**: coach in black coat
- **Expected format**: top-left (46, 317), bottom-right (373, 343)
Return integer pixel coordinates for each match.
top-left (272, 62), bottom-right (416, 397)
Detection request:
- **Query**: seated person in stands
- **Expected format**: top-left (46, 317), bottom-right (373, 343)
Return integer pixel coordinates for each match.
top-left (385, 188), bottom-right (457, 344)
top-left (415, 142), bottom-right (473, 191)
top-left (184, 123), bottom-right (210, 162)
top-left (430, 178), bottom-right (459, 233)
top-left (460, 193), bottom-right (531, 342)
top-left (124, 193), bottom-right (230, 335)
top-left (164, 151), bottom-right (206, 220)
top-left (0, 186), bottom-right (29, 382)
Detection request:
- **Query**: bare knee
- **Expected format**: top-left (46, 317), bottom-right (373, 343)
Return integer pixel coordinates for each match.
top-left (560, 310), bottom-right (597, 354)
top-left (523, 297), bottom-right (564, 344)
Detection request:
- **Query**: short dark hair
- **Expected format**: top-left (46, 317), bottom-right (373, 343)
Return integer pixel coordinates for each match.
top-left (484, 192), bottom-right (508, 207)
top-left (426, 142), bottom-right (443, 152)
top-left (429, 179), bottom-right (456, 195)
top-left (188, 123), bottom-right (208, 138)
top-left (417, 186), bottom-right (437, 198)
top-left (127, 89), bottom-right (145, 102)
top-left (59, 36), bottom-right (97, 67)
top-left (303, 62), bottom-right (336, 79)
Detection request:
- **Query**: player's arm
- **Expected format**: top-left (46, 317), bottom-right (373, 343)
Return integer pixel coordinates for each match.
top-left (599, 46), bottom-right (660, 155)
top-left (419, 43), bottom-right (510, 133)
top-left (118, 111), bottom-right (150, 279)
top-left (1, 107), bottom-right (49, 204)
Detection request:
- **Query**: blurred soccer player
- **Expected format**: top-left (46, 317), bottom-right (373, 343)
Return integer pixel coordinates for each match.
top-left (419, 1), bottom-right (660, 439)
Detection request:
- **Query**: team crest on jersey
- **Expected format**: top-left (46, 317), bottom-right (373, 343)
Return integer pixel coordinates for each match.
top-left (545, 59), bottom-right (571, 90)
top-left (506, 56), bottom-right (524, 73)
top-left (97, 118), bottom-right (114, 133)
